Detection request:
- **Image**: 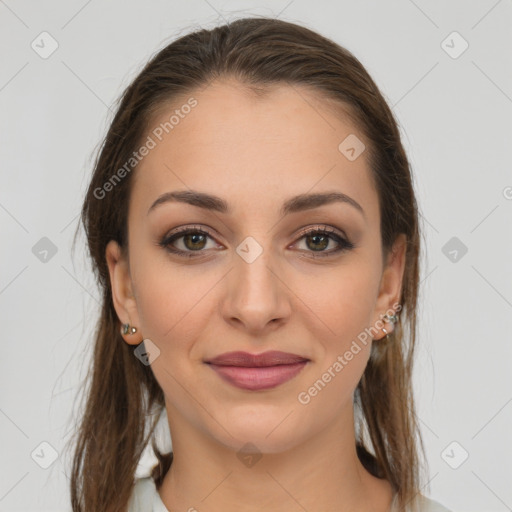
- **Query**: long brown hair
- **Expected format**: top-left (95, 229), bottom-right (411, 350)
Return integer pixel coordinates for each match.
top-left (67, 16), bottom-right (426, 512)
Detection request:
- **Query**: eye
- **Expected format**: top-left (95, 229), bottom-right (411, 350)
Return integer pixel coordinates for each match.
top-left (159, 225), bottom-right (355, 259)
top-left (293, 226), bottom-right (355, 258)
top-left (159, 225), bottom-right (220, 258)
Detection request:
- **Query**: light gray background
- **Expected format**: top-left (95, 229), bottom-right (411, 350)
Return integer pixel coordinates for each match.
top-left (1, 1), bottom-right (511, 511)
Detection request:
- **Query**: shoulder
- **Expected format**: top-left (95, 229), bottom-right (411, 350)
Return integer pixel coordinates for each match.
top-left (127, 476), bottom-right (158, 512)
top-left (392, 493), bottom-right (452, 512)
top-left (414, 494), bottom-right (452, 512)
top-left (127, 478), bottom-right (452, 512)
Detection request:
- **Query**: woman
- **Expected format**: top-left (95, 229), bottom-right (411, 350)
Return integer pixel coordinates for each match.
top-left (68, 16), bottom-right (451, 512)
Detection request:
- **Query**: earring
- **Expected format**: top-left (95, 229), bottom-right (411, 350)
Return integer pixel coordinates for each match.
top-left (121, 323), bottom-right (138, 335)
top-left (378, 311), bottom-right (399, 341)
top-left (382, 312), bottom-right (398, 324)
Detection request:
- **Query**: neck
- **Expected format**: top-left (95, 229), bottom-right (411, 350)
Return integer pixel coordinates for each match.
top-left (158, 403), bottom-right (393, 512)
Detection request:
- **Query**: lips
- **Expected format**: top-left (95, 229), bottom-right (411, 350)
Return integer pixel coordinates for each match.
top-left (205, 351), bottom-right (310, 391)
top-left (205, 350), bottom-right (309, 367)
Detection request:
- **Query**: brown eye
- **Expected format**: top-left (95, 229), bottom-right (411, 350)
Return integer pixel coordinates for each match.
top-left (159, 227), bottom-right (218, 257)
top-left (304, 232), bottom-right (330, 251)
top-left (181, 232), bottom-right (208, 251)
top-left (159, 225), bottom-right (355, 260)
top-left (294, 227), bottom-right (355, 258)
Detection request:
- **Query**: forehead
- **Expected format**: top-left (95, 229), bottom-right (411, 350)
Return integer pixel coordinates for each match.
top-left (132, 79), bottom-right (378, 223)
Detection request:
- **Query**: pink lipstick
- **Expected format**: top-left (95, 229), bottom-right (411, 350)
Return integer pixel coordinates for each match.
top-left (205, 350), bottom-right (309, 391)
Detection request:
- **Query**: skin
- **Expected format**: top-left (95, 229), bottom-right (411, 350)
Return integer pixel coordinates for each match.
top-left (106, 78), bottom-right (406, 512)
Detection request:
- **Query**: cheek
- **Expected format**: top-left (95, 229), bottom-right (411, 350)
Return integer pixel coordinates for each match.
top-left (296, 260), bottom-right (380, 340)
top-left (292, 262), bottom-right (377, 396)
top-left (129, 251), bottom-right (219, 352)
top-left (297, 273), bottom-right (375, 410)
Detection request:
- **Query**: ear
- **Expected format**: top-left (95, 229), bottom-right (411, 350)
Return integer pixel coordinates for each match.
top-left (105, 240), bottom-right (142, 345)
top-left (371, 233), bottom-right (407, 340)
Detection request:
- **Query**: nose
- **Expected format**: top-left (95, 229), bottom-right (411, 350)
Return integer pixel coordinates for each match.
top-left (221, 242), bottom-right (292, 336)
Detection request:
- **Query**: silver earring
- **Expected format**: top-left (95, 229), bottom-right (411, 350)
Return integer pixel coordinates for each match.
top-left (382, 312), bottom-right (398, 324)
top-left (121, 323), bottom-right (138, 335)
top-left (379, 311), bottom-right (398, 341)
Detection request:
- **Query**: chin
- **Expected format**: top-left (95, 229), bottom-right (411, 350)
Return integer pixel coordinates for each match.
top-left (210, 411), bottom-right (307, 455)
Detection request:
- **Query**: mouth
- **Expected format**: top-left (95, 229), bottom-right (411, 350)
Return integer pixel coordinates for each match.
top-left (204, 350), bottom-right (310, 391)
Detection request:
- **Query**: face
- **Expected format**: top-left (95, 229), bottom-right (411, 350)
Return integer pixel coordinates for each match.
top-left (106, 78), bottom-right (406, 454)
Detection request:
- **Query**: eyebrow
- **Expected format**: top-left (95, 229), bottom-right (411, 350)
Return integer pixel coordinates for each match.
top-left (147, 189), bottom-right (366, 219)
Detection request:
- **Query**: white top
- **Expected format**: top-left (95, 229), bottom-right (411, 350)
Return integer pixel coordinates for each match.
top-left (127, 476), bottom-right (452, 512)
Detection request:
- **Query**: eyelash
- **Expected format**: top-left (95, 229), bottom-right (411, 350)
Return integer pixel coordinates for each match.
top-left (159, 225), bottom-right (355, 259)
